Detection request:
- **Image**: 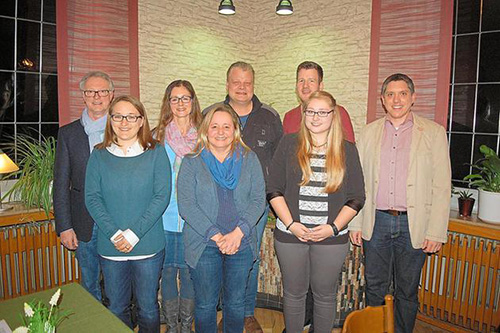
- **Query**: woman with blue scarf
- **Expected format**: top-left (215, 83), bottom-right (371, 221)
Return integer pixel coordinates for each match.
top-left (177, 104), bottom-right (266, 333)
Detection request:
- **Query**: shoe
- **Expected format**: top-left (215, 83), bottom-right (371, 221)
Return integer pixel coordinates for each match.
top-left (217, 318), bottom-right (223, 333)
top-left (244, 316), bottom-right (263, 333)
top-left (163, 298), bottom-right (179, 333)
top-left (179, 298), bottom-right (194, 333)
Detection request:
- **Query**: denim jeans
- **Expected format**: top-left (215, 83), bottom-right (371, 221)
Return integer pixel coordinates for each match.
top-left (363, 210), bottom-right (426, 333)
top-left (100, 250), bottom-right (165, 333)
top-left (75, 224), bottom-right (102, 302)
top-left (244, 204), bottom-right (269, 316)
top-left (162, 267), bottom-right (195, 300)
top-left (190, 245), bottom-right (253, 333)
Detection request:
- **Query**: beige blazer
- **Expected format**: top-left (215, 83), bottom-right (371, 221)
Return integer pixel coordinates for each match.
top-left (349, 113), bottom-right (451, 248)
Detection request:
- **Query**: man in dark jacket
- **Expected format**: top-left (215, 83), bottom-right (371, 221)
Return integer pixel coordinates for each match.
top-left (204, 61), bottom-right (283, 333)
top-left (53, 71), bottom-right (114, 301)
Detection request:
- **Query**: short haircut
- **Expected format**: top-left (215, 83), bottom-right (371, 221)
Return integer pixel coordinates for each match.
top-left (79, 71), bottom-right (115, 91)
top-left (226, 61), bottom-right (255, 82)
top-left (381, 73), bottom-right (415, 95)
top-left (296, 61), bottom-right (324, 83)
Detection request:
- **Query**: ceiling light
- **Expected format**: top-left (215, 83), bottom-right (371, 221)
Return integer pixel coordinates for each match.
top-left (219, 0), bottom-right (235, 15)
top-left (276, 0), bottom-right (293, 15)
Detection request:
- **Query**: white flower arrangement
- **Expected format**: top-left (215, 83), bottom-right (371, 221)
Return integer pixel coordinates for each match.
top-left (13, 288), bottom-right (72, 333)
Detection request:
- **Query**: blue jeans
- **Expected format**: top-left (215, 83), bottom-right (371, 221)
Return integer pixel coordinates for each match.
top-left (363, 211), bottom-right (426, 333)
top-left (75, 224), bottom-right (102, 301)
top-left (244, 205), bottom-right (268, 316)
top-left (100, 250), bottom-right (165, 333)
top-left (161, 231), bottom-right (194, 301)
top-left (190, 245), bottom-right (253, 333)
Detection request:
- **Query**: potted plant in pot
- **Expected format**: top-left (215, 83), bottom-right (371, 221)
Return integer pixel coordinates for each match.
top-left (455, 189), bottom-right (475, 217)
top-left (1, 133), bottom-right (56, 218)
top-left (464, 145), bottom-right (500, 224)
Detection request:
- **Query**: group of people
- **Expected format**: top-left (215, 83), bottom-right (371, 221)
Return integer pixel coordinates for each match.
top-left (53, 60), bottom-right (451, 333)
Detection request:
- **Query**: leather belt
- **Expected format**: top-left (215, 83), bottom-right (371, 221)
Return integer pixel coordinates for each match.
top-left (378, 209), bottom-right (407, 216)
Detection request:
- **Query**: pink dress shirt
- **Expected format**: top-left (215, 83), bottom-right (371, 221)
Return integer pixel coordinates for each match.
top-left (376, 114), bottom-right (413, 211)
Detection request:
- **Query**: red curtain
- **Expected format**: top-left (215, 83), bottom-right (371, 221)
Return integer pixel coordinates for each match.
top-left (56, 0), bottom-right (139, 126)
top-left (367, 0), bottom-right (454, 128)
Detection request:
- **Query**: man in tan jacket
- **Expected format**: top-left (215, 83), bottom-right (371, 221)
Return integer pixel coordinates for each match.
top-left (349, 73), bottom-right (451, 333)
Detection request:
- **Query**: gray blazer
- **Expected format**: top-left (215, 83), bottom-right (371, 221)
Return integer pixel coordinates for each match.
top-left (53, 119), bottom-right (96, 242)
top-left (177, 150), bottom-right (266, 268)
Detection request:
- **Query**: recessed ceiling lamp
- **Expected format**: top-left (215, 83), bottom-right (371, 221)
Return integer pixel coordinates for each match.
top-left (218, 0), bottom-right (235, 15)
top-left (276, 0), bottom-right (293, 15)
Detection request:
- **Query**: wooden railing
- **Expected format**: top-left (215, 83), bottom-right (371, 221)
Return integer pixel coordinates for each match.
top-left (0, 204), bottom-right (79, 300)
top-left (418, 212), bottom-right (500, 332)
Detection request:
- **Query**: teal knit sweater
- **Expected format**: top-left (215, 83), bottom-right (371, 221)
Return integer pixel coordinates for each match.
top-left (85, 145), bottom-right (171, 256)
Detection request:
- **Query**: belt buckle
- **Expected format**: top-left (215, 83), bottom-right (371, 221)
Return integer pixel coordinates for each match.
top-left (387, 209), bottom-right (399, 216)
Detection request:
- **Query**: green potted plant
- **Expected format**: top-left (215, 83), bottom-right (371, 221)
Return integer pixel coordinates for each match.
top-left (464, 145), bottom-right (500, 224)
top-left (455, 189), bottom-right (475, 217)
top-left (1, 133), bottom-right (56, 218)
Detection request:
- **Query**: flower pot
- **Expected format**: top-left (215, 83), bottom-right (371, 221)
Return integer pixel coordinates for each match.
top-left (478, 189), bottom-right (500, 224)
top-left (458, 197), bottom-right (475, 217)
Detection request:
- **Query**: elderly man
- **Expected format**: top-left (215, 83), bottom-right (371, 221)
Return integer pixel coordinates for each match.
top-left (283, 61), bottom-right (355, 142)
top-left (205, 61), bottom-right (283, 333)
top-left (349, 73), bottom-right (451, 332)
top-left (53, 71), bottom-right (114, 301)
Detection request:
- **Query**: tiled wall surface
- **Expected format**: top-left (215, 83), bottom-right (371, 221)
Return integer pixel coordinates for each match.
top-left (138, 0), bottom-right (372, 134)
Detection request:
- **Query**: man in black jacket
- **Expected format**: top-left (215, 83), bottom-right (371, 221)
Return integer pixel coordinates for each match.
top-left (53, 71), bottom-right (114, 301)
top-left (204, 62), bottom-right (283, 333)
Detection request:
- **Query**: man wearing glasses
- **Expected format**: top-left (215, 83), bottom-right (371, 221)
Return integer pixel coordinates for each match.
top-left (53, 71), bottom-right (114, 301)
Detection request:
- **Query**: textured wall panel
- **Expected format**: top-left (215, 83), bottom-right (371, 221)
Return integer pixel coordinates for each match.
top-left (138, 0), bottom-right (372, 134)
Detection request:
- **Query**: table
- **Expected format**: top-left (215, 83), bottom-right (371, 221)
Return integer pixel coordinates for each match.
top-left (0, 283), bottom-right (131, 332)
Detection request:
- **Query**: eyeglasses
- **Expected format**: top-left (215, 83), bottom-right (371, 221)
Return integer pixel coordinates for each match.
top-left (110, 114), bottom-right (143, 123)
top-left (83, 89), bottom-right (112, 97)
top-left (169, 96), bottom-right (192, 104)
top-left (304, 109), bottom-right (334, 117)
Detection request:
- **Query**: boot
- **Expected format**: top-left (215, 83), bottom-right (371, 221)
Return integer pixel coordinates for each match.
top-left (163, 298), bottom-right (179, 333)
top-left (179, 298), bottom-right (195, 333)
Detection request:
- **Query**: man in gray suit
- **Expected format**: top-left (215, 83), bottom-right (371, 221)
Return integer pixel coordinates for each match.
top-left (53, 71), bottom-right (114, 301)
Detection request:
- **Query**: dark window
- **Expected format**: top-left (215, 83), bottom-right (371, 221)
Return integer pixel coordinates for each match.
top-left (0, 0), bottom-right (58, 162)
top-left (449, 0), bottom-right (500, 186)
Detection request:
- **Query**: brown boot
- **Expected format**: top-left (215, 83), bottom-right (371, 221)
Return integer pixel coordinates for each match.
top-left (244, 316), bottom-right (263, 333)
top-left (217, 318), bottom-right (223, 333)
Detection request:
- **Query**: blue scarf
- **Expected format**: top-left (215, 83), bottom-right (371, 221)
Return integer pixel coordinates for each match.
top-left (201, 146), bottom-right (244, 190)
top-left (80, 108), bottom-right (107, 152)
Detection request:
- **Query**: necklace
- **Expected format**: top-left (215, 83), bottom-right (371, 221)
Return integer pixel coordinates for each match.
top-left (312, 142), bottom-right (327, 148)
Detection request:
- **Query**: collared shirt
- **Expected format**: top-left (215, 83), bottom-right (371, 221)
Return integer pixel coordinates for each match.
top-left (376, 114), bottom-right (413, 211)
top-left (102, 140), bottom-right (156, 261)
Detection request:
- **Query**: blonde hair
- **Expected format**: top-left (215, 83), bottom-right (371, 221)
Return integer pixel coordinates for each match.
top-left (96, 95), bottom-right (157, 150)
top-left (297, 91), bottom-right (345, 193)
top-left (192, 103), bottom-right (250, 156)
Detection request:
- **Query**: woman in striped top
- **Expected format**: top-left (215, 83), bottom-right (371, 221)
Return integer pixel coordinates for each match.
top-left (267, 91), bottom-right (365, 332)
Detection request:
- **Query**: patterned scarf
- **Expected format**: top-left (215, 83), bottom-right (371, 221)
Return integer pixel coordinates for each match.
top-left (165, 121), bottom-right (197, 173)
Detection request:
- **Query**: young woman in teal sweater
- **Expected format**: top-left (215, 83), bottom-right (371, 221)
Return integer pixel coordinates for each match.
top-left (85, 95), bottom-right (171, 332)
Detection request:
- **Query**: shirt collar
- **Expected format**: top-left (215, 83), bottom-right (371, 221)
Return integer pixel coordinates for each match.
top-left (107, 140), bottom-right (144, 157)
top-left (385, 112), bottom-right (414, 130)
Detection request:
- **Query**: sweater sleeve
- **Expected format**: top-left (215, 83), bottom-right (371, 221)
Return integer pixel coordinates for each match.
top-left (177, 156), bottom-right (218, 238)
top-left (343, 142), bottom-right (366, 212)
top-left (129, 147), bottom-right (171, 239)
top-left (85, 151), bottom-right (120, 239)
top-left (237, 152), bottom-right (266, 234)
top-left (266, 135), bottom-right (289, 201)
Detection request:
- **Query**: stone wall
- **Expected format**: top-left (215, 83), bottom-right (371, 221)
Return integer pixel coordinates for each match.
top-left (138, 0), bottom-right (372, 134)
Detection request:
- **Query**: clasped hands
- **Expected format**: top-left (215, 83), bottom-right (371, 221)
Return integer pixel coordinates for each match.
top-left (211, 227), bottom-right (244, 255)
top-left (289, 222), bottom-right (334, 242)
top-left (112, 229), bottom-right (135, 253)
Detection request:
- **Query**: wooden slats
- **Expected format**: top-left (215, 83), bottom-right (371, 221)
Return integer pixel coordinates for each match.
top-left (0, 221), bottom-right (79, 300)
top-left (419, 233), bottom-right (499, 332)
